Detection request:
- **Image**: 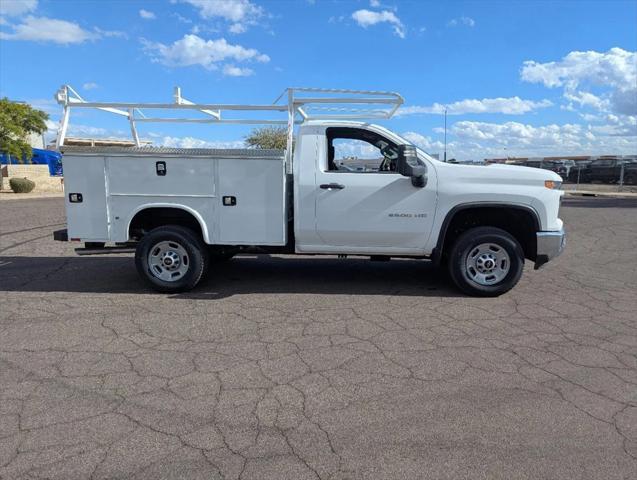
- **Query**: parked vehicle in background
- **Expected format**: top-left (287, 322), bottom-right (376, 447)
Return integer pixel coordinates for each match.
top-left (0, 148), bottom-right (63, 176)
top-left (522, 159), bottom-right (567, 178)
top-left (522, 160), bottom-right (545, 169)
top-left (51, 86), bottom-right (566, 297)
top-left (32, 149), bottom-right (63, 176)
top-left (566, 160), bottom-right (592, 183)
top-left (551, 159), bottom-right (575, 181)
top-left (578, 159), bottom-right (637, 184)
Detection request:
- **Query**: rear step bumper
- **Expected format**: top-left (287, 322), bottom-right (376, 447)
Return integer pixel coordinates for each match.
top-left (53, 229), bottom-right (68, 241)
top-left (53, 229), bottom-right (135, 255)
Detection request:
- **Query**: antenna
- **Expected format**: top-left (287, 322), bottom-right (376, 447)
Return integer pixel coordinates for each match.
top-left (444, 107), bottom-right (447, 163)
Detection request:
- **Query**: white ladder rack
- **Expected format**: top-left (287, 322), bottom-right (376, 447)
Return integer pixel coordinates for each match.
top-left (54, 85), bottom-right (404, 171)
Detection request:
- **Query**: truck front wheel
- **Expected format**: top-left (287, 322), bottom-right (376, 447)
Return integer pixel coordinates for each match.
top-left (135, 226), bottom-right (208, 293)
top-left (448, 227), bottom-right (524, 297)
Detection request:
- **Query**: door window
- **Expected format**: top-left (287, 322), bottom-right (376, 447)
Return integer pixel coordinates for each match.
top-left (326, 127), bottom-right (399, 173)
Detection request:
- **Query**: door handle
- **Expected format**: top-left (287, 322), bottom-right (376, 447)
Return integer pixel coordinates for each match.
top-left (320, 183), bottom-right (345, 190)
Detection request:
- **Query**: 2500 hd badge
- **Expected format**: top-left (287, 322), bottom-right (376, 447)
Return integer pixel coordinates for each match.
top-left (388, 213), bottom-right (428, 218)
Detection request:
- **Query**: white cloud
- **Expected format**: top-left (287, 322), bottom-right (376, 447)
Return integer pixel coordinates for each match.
top-left (332, 139), bottom-right (380, 159)
top-left (67, 125), bottom-right (114, 137)
top-left (0, 15), bottom-right (98, 44)
top-left (352, 9), bottom-right (405, 38)
top-left (177, 0), bottom-right (264, 33)
top-left (370, 0), bottom-right (381, 6)
top-left (402, 132), bottom-right (445, 152)
top-left (0, 15), bottom-right (126, 43)
top-left (45, 119), bottom-right (251, 148)
top-left (579, 112), bottom-right (601, 122)
top-left (45, 119), bottom-right (126, 139)
top-left (589, 114), bottom-right (637, 137)
top-left (452, 121), bottom-right (581, 144)
top-left (521, 48), bottom-right (635, 89)
top-left (139, 9), bottom-right (156, 20)
top-left (178, 0), bottom-right (262, 21)
top-left (402, 113), bottom-right (637, 160)
top-left (521, 48), bottom-right (637, 115)
top-left (172, 12), bottom-right (193, 24)
top-left (141, 34), bottom-right (269, 72)
top-left (399, 97), bottom-right (553, 116)
top-left (447, 16), bottom-right (475, 27)
top-left (0, 0), bottom-right (37, 16)
top-left (229, 22), bottom-right (246, 34)
top-left (222, 64), bottom-right (254, 76)
top-left (440, 120), bottom-right (637, 160)
top-left (28, 99), bottom-right (59, 114)
top-left (563, 90), bottom-right (608, 111)
top-left (82, 82), bottom-right (98, 90)
top-left (94, 27), bottom-right (127, 39)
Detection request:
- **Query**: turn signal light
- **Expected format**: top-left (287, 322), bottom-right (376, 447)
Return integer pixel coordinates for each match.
top-left (544, 180), bottom-right (562, 190)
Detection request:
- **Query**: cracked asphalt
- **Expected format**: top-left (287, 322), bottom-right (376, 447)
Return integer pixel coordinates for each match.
top-left (1, 197), bottom-right (636, 480)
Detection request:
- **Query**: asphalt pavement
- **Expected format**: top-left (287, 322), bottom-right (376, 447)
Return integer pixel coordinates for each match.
top-left (1, 197), bottom-right (636, 479)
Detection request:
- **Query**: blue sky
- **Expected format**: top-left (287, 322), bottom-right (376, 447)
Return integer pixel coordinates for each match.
top-left (1, 0), bottom-right (636, 160)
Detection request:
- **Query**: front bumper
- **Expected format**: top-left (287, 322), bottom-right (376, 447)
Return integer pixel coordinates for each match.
top-left (534, 227), bottom-right (566, 269)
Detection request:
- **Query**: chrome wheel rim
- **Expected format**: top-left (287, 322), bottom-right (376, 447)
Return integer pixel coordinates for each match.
top-left (148, 240), bottom-right (189, 282)
top-left (465, 243), bottom-right (510, 286)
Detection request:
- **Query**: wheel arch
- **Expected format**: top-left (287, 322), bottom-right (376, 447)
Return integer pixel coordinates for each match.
top-left (432, 202), bottom-right (540, 266)
top-left (126, 203), bottom-right (211, 244)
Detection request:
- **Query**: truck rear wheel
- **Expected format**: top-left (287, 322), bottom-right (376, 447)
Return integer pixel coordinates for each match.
top-left (135, 225), bottom-right (208, 293)
top-left (448, 227), bottom-right (524, 297)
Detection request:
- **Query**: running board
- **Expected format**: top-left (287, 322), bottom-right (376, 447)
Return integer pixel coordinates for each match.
top-left (75, 246), bottom-right (136, 256)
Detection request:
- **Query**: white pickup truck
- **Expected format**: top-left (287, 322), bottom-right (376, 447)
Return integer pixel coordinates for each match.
top-left (52, 86), bottom-right (566, 296)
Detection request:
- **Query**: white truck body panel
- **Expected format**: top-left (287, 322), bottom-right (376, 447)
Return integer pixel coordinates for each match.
top-left (217, 157), bottom-right (287, 245)
top-left (63, 155), bottom-right (109, 241)
top-left (62, 148), bottom-right (287, 246)
top-left (293, 123), bottom-right (438, 255)
top-left (60, 122), bottom-right (564, 258)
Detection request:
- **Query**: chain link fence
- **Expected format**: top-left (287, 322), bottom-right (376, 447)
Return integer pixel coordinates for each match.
top-left (509, 158), bottom-right (637, 194)
top-left (562, 160), bottom-right (637, 194)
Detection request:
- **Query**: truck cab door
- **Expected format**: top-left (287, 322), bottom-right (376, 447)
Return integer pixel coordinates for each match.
top-left (312, 127), bottom-right (437, 254)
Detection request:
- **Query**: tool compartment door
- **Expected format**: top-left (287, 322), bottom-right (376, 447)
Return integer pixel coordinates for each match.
top-left (63, 155), bottom-right (109, 241)
top-left (217, 157), bottom-right (286, 245)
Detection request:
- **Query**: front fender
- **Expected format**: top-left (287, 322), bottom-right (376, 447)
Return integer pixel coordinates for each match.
top-left (430, 201), bottom-right (541, 265)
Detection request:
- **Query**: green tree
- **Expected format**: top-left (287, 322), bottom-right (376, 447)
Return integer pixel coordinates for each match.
top-left (245, 126), bottom-right (288, 150)
top-left (0, 98), bottom-right (49, 161)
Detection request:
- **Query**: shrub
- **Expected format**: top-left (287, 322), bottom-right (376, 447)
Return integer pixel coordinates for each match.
top-left (9, 177), bottom-right (35, 193)
top-left (245, 127), bottom-right (288, 150)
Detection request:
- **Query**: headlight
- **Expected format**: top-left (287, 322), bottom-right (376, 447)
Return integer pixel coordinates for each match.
top-left (544, 180), bottom-right (562, 189)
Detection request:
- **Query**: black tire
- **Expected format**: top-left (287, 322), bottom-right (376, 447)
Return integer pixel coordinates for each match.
top-left (135, 225), bottom-right (208, 293)
top-left (447, 227), bottom-right (524, 297)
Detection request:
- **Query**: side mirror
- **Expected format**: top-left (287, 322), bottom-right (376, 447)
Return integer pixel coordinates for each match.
top-left (396, 145), bottom-right (427, 187)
